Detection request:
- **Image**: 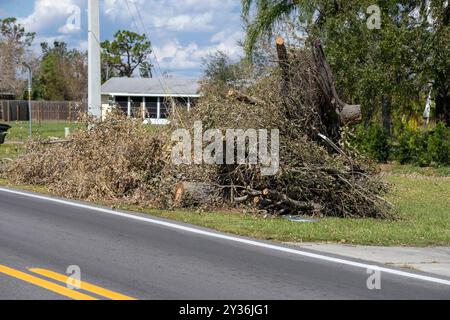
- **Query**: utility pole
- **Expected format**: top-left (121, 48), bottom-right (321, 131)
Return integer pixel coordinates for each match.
top-left (88, 0), bottom-right (102, 118)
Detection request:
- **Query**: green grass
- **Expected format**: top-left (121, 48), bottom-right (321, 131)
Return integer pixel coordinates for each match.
top-left (0, 171), bottom-right (448, 247)
top-left (3, 121), bottom-right (161, 141)
top-left (381, 163), bottom-right (450, 177)
top-left (0, 144), bottom-right (24, 160)
top-left (1, 120), bottom-right (84, 159)
top-left (4, 121), bottom-right (85, 141)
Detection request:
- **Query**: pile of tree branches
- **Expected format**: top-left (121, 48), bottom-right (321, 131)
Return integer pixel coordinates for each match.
top-left (170, 39), bottom-right (392, 219)
top-left (2, 113), bottom-right (175, 207)
top-left (2, 39), bottom-right (393, 219)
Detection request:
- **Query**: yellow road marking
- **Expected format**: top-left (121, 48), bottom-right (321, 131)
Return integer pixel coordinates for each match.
top-left (29, 268), bottom-right (137, 300)
top-left (0, 265), bottom-right (97, 300)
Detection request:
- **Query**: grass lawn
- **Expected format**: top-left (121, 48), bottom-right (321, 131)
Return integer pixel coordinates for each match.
top-left (380, 163), bottom-right (450, 177)
top-left (0, 144), bottom-right (24, 160)
top-left (3, 121), bottom-right (85, 141)
top-left (0, 168), bottom-right (448, 247)
top-left (0, 121), bottom-right (84, 159)
top-left (2, 120), bottom-right (162, 142)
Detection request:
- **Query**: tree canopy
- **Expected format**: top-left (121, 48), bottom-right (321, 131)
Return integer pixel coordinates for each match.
top-left (0, 17), bottom-right (35, 95)
top-left (242, 0), bottom-right (450, 126)
top-left (101, 30), bottom-right (153, 82)
top-left (36, 41), bottom-right (87, 101)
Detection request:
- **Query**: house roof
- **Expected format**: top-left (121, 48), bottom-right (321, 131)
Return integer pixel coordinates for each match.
top-left (101, 77), bottom-right (201, 97)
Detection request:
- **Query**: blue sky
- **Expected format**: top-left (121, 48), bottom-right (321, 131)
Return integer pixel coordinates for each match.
top-left (0, 0), bottom-right (245, 77)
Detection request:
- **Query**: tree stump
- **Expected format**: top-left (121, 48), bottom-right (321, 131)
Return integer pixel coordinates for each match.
top-left (174, 182), bottom-right (216, 207)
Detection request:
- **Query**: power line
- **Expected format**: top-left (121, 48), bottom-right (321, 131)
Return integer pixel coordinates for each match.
top-left (122, 0), bottom-right (189, 123)
top-left (123, 0), bottom-right (172, 96)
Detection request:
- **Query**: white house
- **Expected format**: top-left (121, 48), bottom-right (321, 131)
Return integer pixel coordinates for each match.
top-left (101, 77), bottom-right (201, 125)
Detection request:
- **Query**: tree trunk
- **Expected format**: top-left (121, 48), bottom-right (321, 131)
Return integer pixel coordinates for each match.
top-left (435, 86), bottom-right (450, 126)
top-left (174, 182), bottom-right (216, 207)
top-left (276, 37), bottom-right (290, 88)
top-left (311, 39), bottom-right (362, 141)
top-left (274, 38), bottom-right (362, 142)
top-left (382, 95), bottom-right (392, 136)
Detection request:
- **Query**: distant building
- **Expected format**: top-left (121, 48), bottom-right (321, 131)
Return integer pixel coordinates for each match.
top-left (101, 77), bottom-right (201, 124)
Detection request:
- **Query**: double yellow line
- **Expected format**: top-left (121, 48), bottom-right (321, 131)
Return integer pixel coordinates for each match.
top-left (0, 264), bottom-right (136, 300)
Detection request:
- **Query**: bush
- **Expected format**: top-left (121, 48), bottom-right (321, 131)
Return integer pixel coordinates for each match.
top-left (352, 124), bottom-right (391, 163)
top-left (396, 129), bottom-right (430, 166)
top-left (353, 122), bottom-right (449, 167)
top-left (395, 123), bottom-right (449, 167)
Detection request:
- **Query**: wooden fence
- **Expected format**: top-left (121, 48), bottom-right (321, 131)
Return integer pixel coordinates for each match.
top-left (0, 100), bottom-right (87, 122)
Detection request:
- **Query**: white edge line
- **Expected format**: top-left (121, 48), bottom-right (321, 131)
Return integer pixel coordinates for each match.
top-left (1, 187), bottom-right (449, 287)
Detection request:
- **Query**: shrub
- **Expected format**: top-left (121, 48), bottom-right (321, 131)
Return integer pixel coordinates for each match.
top-left (352, 124), bottom-right (391, 163)
top-left (395, 123), bottom-right (449, 167)
top-left (427, 122), bottom-right (450, 166)
top-left (353, 121), bottom-right (449, 167)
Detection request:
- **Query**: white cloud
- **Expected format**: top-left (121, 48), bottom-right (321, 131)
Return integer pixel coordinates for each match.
top-left (19, 0), bottom-right (83, 34)
top-left (210, 29), bottom-right (244, 57)
top-left (103, 0), bottom-right (239, 33)
top-left (152, 12), bottom-right (214, 32)
top-left (102, 0), bottom-right (243, 75)
top-left (153, 33), bottom-right (244, 72)
top-left (153, 40), bottom-right (205, 70)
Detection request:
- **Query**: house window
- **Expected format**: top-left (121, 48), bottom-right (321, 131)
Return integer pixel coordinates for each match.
top-left (115, 96), bottom-right (128, 115)
top-left (190, 98), bottom-right (198, 108)
top-left (145, 97), bottom-right (158, 119)
top-left (130, 96), bottom-right (144, 118)
top-left (160, 97), bottom-right (171, 119)
top-left (174, 97), bottom-right (188, 107)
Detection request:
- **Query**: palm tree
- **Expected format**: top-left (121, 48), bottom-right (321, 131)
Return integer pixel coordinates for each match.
top-left (242, 0), bottom-right (334, 55)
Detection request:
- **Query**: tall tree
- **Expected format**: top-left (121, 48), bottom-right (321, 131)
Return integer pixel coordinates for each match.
top-left (101, 30), bottom-right (153, 81)
top-left (242, 0), bottom-right (344, 56)
top-left (0, 17), bottom-right (35, 96)
top-left (37, 42), bottom-right (87, 101)
top-left (426, 1), bottom-right (449, 125)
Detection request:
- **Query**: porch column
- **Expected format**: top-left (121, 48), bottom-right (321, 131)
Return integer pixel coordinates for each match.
top-left (157, 96), bottom-right (161, 120)
top-left (187, 97), bottom-right (191, 112)
top-left (127, 96), bottom-right (131, 117)
top-left (142, 96), bottom-right (146, 120)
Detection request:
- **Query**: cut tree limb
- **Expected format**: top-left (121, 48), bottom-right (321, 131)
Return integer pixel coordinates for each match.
top-left (262, 188), bottom-right (320, 213)
top-left (227, 89), bottom-right (263, 105)
top-left (276, 37), bottom-right (290, 87)
top-left (174, 182), bottom-right (216, 206)
top-left (312, 39), bottom-right (362, 128)
top-left (340, 104), bottom-right (362, 126)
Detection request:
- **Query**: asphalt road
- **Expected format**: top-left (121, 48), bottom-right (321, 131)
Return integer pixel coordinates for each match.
top-left (1, 187), bottom-right (449, 300)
